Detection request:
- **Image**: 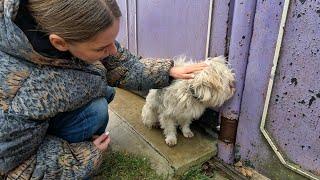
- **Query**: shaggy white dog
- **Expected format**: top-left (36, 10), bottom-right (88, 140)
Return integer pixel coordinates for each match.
top-left (141, 56), bottom-right (235, 146)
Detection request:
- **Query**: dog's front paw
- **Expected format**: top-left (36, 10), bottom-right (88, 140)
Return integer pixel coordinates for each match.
top-left (181, 126), bottom-right (194, 138)
top-left (183, 130), bottom-right (194, 138)
top-left (165, 135), bottom-right (177, 146)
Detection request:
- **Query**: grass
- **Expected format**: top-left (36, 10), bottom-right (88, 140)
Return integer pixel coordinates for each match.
top-left (94, 151), bottom-right (225, 180)
top-left (93, 150), bottom-right (165, 180)
top-left (180, 165), bottom-right (212, 180)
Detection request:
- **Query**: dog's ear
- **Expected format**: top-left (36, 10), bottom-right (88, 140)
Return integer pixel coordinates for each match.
top-left (189, 70), bottom-right (223, 102)
top-left (197, 70), bottom-right (223, 90)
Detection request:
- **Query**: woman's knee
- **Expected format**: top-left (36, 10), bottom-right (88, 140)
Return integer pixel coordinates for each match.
top-left (88, 98), bottom-right (109, 128)
top-left (75, 97), bottom-right (109, 139)
top-left (48, 97), bottom-right (109, 143)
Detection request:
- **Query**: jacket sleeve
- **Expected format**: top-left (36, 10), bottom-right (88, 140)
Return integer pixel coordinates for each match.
top-left (101, 41), bottom-right (174, 91)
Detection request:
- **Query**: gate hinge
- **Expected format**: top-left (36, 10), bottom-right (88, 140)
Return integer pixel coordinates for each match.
top-left (218, 116), bottom-right (238, 144)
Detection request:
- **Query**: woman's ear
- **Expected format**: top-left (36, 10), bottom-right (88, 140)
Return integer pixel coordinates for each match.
top-left (49, 34), bottom-right (69, 51)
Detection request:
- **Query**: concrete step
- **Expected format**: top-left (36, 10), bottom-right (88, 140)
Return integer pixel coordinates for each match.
top-left (106, 88), bottom-right (217, 177)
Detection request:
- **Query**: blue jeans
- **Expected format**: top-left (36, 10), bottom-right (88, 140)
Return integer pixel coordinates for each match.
top-left (48, 87), bottom-right (115, 143)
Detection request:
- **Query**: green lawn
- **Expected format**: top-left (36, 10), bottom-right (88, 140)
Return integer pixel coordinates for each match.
top-left (94, 150), bottom-right (165, 180)
top-left (94, 150), bottom-right (226, 180)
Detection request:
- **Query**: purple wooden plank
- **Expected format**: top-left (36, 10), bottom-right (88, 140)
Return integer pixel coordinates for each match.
top-left (265, 0), bottom-right (320, 176)
top-left (136, 0), bottom-right (210, 60)
top-left (217, 0), bottom-right (257, 164)
top-left (217, 141), bottom-right (234, 163)
top-left (209, 0), bottom-right (230, 57)
top-left (116, 0), bottom-right (128, 48)
top-left (128, 0), bottom-right (137, 54)
top-left (236, 0), bottom-right (313, 179)
top-left (221, 0), bottom-right (256, 120)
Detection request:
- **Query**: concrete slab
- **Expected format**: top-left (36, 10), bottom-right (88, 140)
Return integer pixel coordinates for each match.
top-left (106, 110), bottom-right (123, 130)
top-left (108, 88), bottom-right (217, 176)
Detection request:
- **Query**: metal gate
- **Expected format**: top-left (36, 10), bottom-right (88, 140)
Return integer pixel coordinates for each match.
top-left (236, 0), bottom-right (320, 179)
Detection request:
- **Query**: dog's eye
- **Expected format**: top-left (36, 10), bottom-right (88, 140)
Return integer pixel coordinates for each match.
top-left (189, 86), bottom-right (201, 100)
top-left (190, 87), bottom-right (196, 96)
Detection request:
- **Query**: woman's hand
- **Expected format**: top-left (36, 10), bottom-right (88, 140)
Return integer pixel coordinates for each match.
top-left (93, 133), bottom-right (111, 151)
top-left (169, 63), bottom-right (208, 79)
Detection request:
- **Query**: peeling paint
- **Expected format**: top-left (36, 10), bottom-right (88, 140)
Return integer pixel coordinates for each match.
top-left (299, 0), bottom-right (306, 5)
top-left (308, 96), bottom-right (316, 107)
top-left (309, 90), bottom-right (315, 93)
top-left (290, 78), bottom-right (298, 86)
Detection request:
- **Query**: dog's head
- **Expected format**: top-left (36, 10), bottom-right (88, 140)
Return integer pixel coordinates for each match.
top-left (188, 56), bottom-right (235, 107)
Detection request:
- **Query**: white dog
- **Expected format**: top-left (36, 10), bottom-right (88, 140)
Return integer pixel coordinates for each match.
top-left (141, 56), bottom-right (235, 146)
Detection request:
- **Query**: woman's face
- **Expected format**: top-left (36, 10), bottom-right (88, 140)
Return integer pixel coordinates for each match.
top-left (67, 19), bottom-right (120, 64)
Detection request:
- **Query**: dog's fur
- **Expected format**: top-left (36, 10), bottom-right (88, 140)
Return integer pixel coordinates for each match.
top-left (141, 56), bottom-right (235, 146)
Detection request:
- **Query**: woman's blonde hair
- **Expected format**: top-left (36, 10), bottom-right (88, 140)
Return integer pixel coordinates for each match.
top-left (28, 0), bottom-right (122, 42)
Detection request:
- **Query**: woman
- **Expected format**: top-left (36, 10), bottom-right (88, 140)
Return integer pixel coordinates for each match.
top-left (0, 0), bottom-right (207, 179)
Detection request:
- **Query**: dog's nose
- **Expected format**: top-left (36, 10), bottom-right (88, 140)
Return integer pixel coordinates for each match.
top-left (229, 81), bottom-right (236, 95)
top-left (229, 81), bottom-right (235, 89)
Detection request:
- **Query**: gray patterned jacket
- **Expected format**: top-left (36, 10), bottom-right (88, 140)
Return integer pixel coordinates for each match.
top-left (0, 0), bottom-right (173, 179)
